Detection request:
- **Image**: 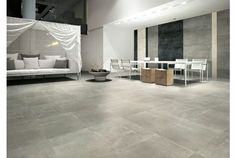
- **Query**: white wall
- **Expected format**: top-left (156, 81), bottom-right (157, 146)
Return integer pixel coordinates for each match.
top-left (103, 25), bottom-right (134, 70)
top-left (81, 28), bottom-right (103, 71)
top-left (88, 0), bottom-right (171, 30)
top-left (84, 0), bottom-right (172, 71)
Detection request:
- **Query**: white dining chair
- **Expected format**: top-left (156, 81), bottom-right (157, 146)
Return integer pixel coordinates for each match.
top-left (154, 57), bottom-right (159, 62)
top-left (144, 57), bottom-right (151, 68)
top-left (110, 59), bottom-right (121, 77)
top-left (189, 59), bottom-right (208, 81)
top-left (174, 59), bottom-right (188, 76)
top-left (121, 59), bottom-right (138, 79)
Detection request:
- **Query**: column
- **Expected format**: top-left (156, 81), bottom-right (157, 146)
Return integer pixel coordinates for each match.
top-left (21, 0), bottom-right (36, 19)
top-left (212, 12), bottom-right (217, 80)
top-left (138, 28), bottom-right (146, 68)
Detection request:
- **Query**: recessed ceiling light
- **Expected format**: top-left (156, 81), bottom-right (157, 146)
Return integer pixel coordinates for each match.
top-left (114, 21), bottom-right (121, 25)
top-left (168, 6), bottom-right (173, 9)
top-left (181, 1), bottom-right (187, 5)
top-left (173, 3), bottom-right (181, 7)
top-left (123, 19), bottom-right (129, 23)
top-left (151, 10), bottom-right (158, 14)
top-left (160, 7), bottom-right (168, 11)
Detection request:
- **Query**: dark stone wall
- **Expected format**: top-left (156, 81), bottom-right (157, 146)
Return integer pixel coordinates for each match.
top-left (158, 21), bottom-right (183, 61)
top-left (134, 30), bottom-right (138, 60)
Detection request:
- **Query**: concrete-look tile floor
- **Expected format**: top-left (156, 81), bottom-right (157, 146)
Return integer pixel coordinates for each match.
top-left (7, 74), bottom-right (229, 158)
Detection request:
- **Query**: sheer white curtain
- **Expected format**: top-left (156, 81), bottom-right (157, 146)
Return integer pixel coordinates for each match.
top-left (40, 21), bottom-right (82, 73)
top-left (7, 17), bottom-right (82, 73)
top-left (7, 17), bottom-right (36, 46)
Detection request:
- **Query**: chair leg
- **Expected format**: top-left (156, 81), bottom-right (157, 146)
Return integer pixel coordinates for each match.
top-left (207, 65), bottom-right (209, 81)
top-left (199, 70), bottom-right (202, 82)
top-left (129, 69), bottom-right (131, 79)
top-left (202, 70), bottom-right (204, 82)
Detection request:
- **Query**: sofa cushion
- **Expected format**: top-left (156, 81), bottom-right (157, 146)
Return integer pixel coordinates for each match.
top-left (23, 57), bottom-right (39, 69)
top-left (54, 59), bottom-right (68, 68)
top-left (39, 59), bottom-right (55, 68)
top-left (14, 60), bottom-right (24, 70)
top-left (7, 53), bottom-right (18, 60)
top-left (7, 58), bottom-right (15, 70)
top-left (44, 55), bottom-right (61, 60)
top-left (7, 68), bottom-right (71, 77)
top-left (21, 53), bottom-right (40, 59)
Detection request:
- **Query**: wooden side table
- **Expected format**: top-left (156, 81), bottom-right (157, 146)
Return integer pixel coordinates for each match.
top-left (155, 69), bottom-right (174, 86)
top-left (141, 68), bottom-right (155, 83)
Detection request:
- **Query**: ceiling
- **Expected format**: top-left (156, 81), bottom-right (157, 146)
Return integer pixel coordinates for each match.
top-left (36, 0), bottom-right (85, 22)
top-left (109, 0), bottom-right (229, 29)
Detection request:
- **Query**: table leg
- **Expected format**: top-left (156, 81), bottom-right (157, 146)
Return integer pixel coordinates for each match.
top-left (129, 66), bottom-right (131, 79)
top-left (200, 70), bottom-right (202, 82)
top-left (184, 66), bottom-right (187, 86)
top-left (207, 64), bottom-right (209, 81)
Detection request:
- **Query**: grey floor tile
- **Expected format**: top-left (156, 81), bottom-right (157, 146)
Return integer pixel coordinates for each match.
top-left (120, 135), bottom-right (193, 158)
top-left (198, 130), bottom-right (229, 158)
top-left (158, 119), bottom-right (221, 151)
top-left (7, 76), bottom-right (229, 158)
top-left (39, 113), bottom-right (86, 139)
top-left (188, 153), bottom-right (206, 158)
top-left (125, 111), bottom-right (183, 133)
top-left (88, 117), bottom-right (156, 151)
top-left (8, 139), bottom-right (56, 158)
top-left (50, 128), bottom-right (114, 158)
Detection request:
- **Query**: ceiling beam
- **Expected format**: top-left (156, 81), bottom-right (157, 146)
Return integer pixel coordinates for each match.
top-left (36, 0), bottom-right (56, 6)
top-left (36, 5), bottom-right (53, 19)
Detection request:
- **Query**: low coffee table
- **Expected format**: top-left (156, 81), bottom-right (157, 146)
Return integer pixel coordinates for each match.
top-left (89, 71), bottom-right (111, 81)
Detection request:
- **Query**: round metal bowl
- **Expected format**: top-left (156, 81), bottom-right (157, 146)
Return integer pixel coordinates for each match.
top-left (89, 71), bottom-right (110, 81)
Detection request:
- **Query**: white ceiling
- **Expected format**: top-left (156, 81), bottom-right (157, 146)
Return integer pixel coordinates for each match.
top-left (108, 0), bottom-right (229, 29)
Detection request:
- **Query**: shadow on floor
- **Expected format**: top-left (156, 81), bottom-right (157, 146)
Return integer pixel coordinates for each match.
top-left (86, 79), bottom-right (112, 82)
top-left (120, 75), bottom-right (140, 80)
top-left (7, 77), bottom-right (74, 86)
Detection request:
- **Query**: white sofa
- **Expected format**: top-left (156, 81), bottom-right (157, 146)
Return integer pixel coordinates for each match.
top-left (7, 54), bottom-right (80, 80)
top-left (7, 68), bottom-right (72, 76)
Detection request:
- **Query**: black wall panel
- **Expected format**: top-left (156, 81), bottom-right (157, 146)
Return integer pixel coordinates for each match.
top-left (134, 30), bottom-right (138, 60)
top-left (158, 21), bottom-right (183, 61)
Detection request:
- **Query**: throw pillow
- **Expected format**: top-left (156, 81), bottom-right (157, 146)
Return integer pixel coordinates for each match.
top-left (14, 60), bottom-right (24, 70)
top-left (38, 59), bottom-right (55, 68)
top-left (7, 58), bottom-right (15, 70)
top-left (20, 53), bottom-right (40, 60)
top-left (54, 59), bottom-right (68, 68)
top-left (7, 53), bottom-right (18, 60)
top-left (23, 57), bottom-right (39, 69)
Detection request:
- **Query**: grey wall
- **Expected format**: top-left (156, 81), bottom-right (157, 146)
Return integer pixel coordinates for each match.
top-left (217, 10), bottom-right (230, 79)
top-left (183, 14), bottom-right (212, 76)
top-left (147, 26), bottom-right (158, 60)
top-left (141, 9), bottom-right (230, 79)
